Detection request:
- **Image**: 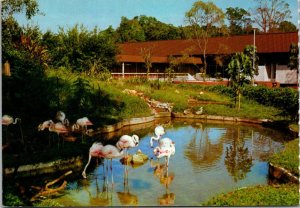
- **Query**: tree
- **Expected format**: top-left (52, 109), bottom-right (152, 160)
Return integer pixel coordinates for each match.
top-left (116, 16), bottom-right (145, 42)
top-left (278, 21), bottom-right (297, 32)
top-left (226, 52), bottom-right (253, 110)
top-left (252, 0), bottom-right (291, 32)
top-left (226, 7), bottom-right (253, 35)
top-left (185, 1), bottom-right (225, 76)
top-left (140, 47), bottom-right (153, 79)
top-left (243, 45), bottom-right (259, 85)
top-left (44, 25), bottom-right (118, 73)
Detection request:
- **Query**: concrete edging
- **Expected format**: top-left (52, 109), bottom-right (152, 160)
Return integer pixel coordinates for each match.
top-left (269, 162), bottom-right (299, 184)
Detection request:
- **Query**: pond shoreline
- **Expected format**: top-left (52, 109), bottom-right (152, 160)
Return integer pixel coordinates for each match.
top-left (4, 112), bottom-right (298, 184)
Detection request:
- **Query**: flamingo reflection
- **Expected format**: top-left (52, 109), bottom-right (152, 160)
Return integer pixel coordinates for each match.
top-left (84, 173), bottom-right (112, 206)
top-left (117, 164), bottom-right (138, 206)
top-left (150, 159), bottom-right (176, 205)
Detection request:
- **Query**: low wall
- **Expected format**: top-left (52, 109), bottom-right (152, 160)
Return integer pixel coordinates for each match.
top-left (269, 162), bottom-right (299, 184)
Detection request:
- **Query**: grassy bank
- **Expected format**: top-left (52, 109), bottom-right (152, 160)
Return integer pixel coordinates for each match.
top-left (269, 139), bottom-right (299, 176)
top-left (203, 184), bottom-right (299, 206)
top-left (203, 139), bottom-right (299, 206)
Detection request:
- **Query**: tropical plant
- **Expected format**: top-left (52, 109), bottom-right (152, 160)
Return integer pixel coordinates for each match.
top-left (226, 52), bottom-right (253, 110)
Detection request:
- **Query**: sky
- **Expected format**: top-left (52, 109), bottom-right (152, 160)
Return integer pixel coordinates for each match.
top-left (14, 0), bottom-right (298, 33)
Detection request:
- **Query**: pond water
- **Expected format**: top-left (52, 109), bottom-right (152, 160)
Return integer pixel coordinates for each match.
top-left (53, 119), bottom-right (287, 206)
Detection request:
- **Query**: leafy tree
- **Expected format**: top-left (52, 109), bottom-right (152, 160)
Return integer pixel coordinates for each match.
top-left (226, 52), bottom-right (253, 110)
top-left (252, 0), bottom-right (292, 32)
top-left (140, 47), bottom-right (153, 79)
top-left (116, 16), bottom-right (145, 42)
top-left (243, 45), bottom-right (259, 85)
top-left (185, 1), bottom-right (225, 77)
top-left (138, 15), bottom-right (183, 41)
top-left (44, 25), bottom-right (118, 73)
top-left (278, 21), bottom-right (297, 32)
top-left (226, 7), bottom-right (253, 35)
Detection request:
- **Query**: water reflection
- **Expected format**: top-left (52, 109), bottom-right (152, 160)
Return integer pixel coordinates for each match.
top-left (47, 120), bottom-right (287, 206)
top-left (184, 125), bottom-right (223, 169)
top-left (83, 174), bottom-right (112, 206)
top-left (117, 163), bottom-right (138, 206)
top-left (150, 159), bottom-right (176, 205)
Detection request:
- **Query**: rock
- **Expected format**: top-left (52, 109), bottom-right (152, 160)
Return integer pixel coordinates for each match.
top-left (132, 154), bottom-right (144, 164)
top-left (183, 109), bottom-right (192, 115)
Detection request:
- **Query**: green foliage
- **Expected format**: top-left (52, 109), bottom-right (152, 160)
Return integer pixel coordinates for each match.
top-left (2, 0), bottom-right (40, 20)
top-left (269, 139), bottom-right (299, 175)
top-left (242, 86), bottom-right (299, 121)
top-left (43, 24), bottom-right (118, 73)
top-left (116, 16), bottom-right (146, 42)
top-left (203, 184), bottom-right (299, 206)
top-left (226, 7), bottom-right (253, 35)
top-left (278, 21), bottom-right (297, 32)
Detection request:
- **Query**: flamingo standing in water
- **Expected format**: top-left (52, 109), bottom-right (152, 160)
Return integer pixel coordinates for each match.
top-left (150, 125), bottom-right (165, 148)
top-left (82, 142), bottom-right (124, 187)
top-left (56, 111), bottom-right (69, 126)
top-left (2, 115), bottom-right (24, 145)
top-left (153, 137), bottom-right (175, 167)
top-left (116, 135), bottom-right (139, 159)
top-left (49, 122), bottom-right (68, 148)
top-left (38, 120), bottom-right (54, 145)
top-left (72, 117), bottom-right (93, 142)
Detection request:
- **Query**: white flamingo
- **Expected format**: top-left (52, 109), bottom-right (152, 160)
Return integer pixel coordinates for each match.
top-left (116, 135), bottom-right (139, 159)
top-left (153, 138), bottom-right (175, 167)
top-left (150, 125), bottom-right (165, 147)
top-left (2, 115), bottom-right (24, 145)
top-left (56, 111), bottom-right (69, 126)
top-left (72, 117), bottom-right (93, 142)
top-left (82, 142), bottom-right (124, 187)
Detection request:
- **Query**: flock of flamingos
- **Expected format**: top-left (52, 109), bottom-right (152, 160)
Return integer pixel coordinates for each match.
top-left (2, 111), bottom-right (176, 184)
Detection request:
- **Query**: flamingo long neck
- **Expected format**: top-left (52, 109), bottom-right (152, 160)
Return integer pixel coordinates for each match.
top-left (13, 118), bottom-right (21, 124)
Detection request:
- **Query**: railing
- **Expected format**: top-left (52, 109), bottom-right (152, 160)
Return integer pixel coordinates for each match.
top-left (111, 72), bottom-right (189, 79)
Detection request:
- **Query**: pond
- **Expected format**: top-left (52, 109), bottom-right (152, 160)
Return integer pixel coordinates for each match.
top-left (51, 119), bottom-right (288, 206)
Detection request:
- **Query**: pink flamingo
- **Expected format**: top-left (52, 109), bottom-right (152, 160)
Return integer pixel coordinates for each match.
top-left (153, 138), bottom-right (175, 167)
top-left (72, 117), bottom-right (93, 142)
top-left (82, 142), bottom-right (124, 187)
top-left (116, 135), bottom-right (139, 159)
top-left (2, 115), bottom-right (24, 145)
top-left (38, 120), bottom-right (54, 145)
top-left (150, 125), bottom-right (165, 147)
top-left (49, 122), bottom-right (69, 148)
top-left (56, 111), bottom-right (69, 126)
top-left (38, 120), bottom-right (54, 131)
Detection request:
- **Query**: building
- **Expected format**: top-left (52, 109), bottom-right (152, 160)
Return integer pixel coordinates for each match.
top-left (114, 32), bottom-right (298, 86)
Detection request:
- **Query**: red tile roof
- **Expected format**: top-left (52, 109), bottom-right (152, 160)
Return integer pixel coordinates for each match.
top-left (118, 32), bottom-right (298, 62)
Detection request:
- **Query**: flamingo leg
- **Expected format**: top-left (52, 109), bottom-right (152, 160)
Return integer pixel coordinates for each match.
top-left (111, 159), bottom-right (114, 189)
top-left (19, 123), bottom-right (25, 146)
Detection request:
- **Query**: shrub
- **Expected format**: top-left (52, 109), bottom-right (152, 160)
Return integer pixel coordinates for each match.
top-left (242, 86), bottom-right (298, 121)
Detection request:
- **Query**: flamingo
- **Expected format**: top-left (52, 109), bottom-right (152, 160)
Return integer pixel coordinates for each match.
top-left (49, 122), bottom-right (69, 148)
top-left (2, 115), bottom-right (24, 145)
top-left (38, 120), bottom-right (54, 131)
top-left (153, 138), bottom-right (175, 167)
top-left (116, 135), bottom-right (139, 159)
top-left (150, 125), bottom-right (165, 147)
top-left (56, 111), bottom-right (69, 126)
top-left (82, 142), bottom-right (124, 187)
top-left (72, 117), bottom-right (93, 143)
top-left (38, 120), bottom-right (54, 145)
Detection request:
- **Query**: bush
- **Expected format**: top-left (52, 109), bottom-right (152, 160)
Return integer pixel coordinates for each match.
top-left (242, 86), bottom-right (298, 121)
